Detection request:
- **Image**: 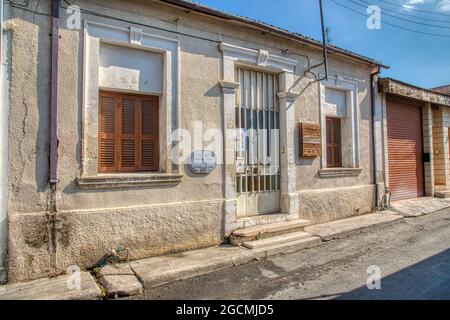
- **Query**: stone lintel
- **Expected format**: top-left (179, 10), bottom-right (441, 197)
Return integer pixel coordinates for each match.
top-left (379, 78), bottom-right (450, 107)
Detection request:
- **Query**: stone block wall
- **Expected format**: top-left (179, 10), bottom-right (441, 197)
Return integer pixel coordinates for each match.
top-left (432, 107), bottom-right (447, 188)
top-left (422, 103), bottom-right (434, 196)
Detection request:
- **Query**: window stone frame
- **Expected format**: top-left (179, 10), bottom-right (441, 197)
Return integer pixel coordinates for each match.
top-left (319, 75), bottom-right (361, 176)
top-left (78, 20), bottom-right (182, 188)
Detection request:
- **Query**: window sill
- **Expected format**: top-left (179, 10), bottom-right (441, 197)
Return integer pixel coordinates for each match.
top-left (77, 173), bottom-right (184, 190)
top-left (319, 167), bottom-right (362, 178)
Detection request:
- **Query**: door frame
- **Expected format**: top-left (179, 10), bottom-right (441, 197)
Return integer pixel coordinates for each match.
top-left (235, 67), bottom-right (281, 217)
top-left (219, 43), bottom-right (299, 235)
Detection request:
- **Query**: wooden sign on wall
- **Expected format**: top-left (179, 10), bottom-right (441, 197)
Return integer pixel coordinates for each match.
top-left (299, 122), bottom-right (321, 157)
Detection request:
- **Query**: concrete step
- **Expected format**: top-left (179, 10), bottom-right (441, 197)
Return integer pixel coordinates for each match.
top-left (237, 212), bottom-right (294, 229)
top-left (230, 219), bottom-right (311, 245)
top-left (242, 231), bottom-right (312, 249)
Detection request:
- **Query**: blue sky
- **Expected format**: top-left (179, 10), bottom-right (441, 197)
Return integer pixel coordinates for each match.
top-left (194, 0), bottom-right (450, 89)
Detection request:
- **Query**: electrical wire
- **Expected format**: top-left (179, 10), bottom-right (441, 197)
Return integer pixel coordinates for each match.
top-left (330, 0), bottom-right (450, 38)
top-left (343, 0), bottom-right (450, 29)
top-left (376, 0), bottom-right (450, 18)
top-left (9, 2), bottom-right (51, 17)
top-left (352, 0), bottom-right (450, 24)
top-left (59, 0), bottom-right (319, 72)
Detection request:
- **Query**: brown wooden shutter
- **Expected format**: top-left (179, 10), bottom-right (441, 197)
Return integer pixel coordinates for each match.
top-left (99, 93), bottom-right (118, 172)
top-left (326, 117), bottom-right (342, 168)
top-left (98, 91), bottom-right (159, 173)
top-left (120, 96), bottom-right (138, 171)
top-left (139, 96), bottom-right (159, 171)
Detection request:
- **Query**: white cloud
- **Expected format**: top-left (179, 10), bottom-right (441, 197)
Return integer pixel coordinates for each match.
top-left (438, 0), bottom-right (450, 11)
top-left (402, 0), bottom-right (425, 10)
top-left (400, 0), bottom-right (450, 12)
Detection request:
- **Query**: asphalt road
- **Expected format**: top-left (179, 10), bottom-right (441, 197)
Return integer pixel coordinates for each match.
top-left (130, 209), bottom-right (450, 300)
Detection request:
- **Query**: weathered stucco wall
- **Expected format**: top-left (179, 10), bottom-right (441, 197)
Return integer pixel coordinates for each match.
top-left (6, 0), bottom-right (377, 281)
top-left (0, 0), bottom-right (10, 283)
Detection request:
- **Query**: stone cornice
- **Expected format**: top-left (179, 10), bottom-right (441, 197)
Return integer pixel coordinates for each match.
top-left (379, 78), bottom-right (450, 107)
top-left (277, 91), bottom-right (300, 103)
top-left (220, 42), bottom-right (297, 73)
top-left (219, 81), bottom-right (240, 94)
top-left (77, 174), bottom-right (184, 189)
top-left (319, 167), bottom-right (362, 178)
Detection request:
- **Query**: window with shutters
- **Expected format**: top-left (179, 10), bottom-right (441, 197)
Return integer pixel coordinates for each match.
top-left (326, 117), bottom-right (342, 168)
top-left (99, 91), bottom-right (159, 173)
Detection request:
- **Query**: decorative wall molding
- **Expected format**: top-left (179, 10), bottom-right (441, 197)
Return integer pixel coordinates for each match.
top-left (219, 81), bottom-right (240, 94)
top-left (129, 26), bottom-right (143, 45)
top-left (257, 49), bottom-right (269, 67)
top-left (219, 42), bottom-right (297, 73)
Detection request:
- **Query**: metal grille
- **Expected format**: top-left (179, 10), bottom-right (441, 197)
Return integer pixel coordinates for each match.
top-left (235, 67), bottom-right (280, 194)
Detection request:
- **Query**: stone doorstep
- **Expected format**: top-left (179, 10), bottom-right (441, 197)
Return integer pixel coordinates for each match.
top-left (230, 219), bottom-right (311, 244)
top-left (242, 231), bottom-right (312, 249)
top-left (238, 212), bottom-right (296, 229)
top-left (304, 211), bottom-right (404, 241)
top-left (0, 272), bottom-right (101, 300)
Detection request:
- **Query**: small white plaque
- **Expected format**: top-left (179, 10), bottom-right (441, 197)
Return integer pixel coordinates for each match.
top-left (190, 150), bottom-right (217, 174)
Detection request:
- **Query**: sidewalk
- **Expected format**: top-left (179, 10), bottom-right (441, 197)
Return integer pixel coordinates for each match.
top-left (0, 272), bottom-right (100, 300)
top-left (390, 197), bottom-right (450, 217)
top-left (0, 210), bottom-right (404, 300)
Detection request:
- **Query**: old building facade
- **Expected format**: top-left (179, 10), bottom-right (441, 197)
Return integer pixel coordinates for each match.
top-left (1, 0), bottom-right (391, 282)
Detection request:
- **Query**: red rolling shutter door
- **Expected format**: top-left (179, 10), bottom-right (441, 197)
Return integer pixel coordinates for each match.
top-left (386, 96), bottom-right (424, 201)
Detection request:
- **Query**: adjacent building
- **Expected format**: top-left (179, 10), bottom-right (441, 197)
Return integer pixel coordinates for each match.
top-left (378, 78), bottom-right (450, 201)
top-left (432, 85), bottom-right (450, 95)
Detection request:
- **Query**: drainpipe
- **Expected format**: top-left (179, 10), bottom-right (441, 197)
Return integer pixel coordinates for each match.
top-left (0, 0), bottom-right (8, 284)
top-left (371, 67), bottom-right (381, 209)
top-left (50, 0), bottom-right (60, 185)
top-left (48, 0), bottom-right (60, 270)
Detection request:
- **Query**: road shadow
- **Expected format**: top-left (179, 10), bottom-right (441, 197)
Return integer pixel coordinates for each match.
top-left (332, 248), bottom-right (450, 300)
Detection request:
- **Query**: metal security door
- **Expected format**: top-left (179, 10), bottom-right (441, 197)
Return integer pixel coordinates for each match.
top-left (386, 96), bottom-right (424, 201)
top-left (236, 68), bottom-right (280, 217)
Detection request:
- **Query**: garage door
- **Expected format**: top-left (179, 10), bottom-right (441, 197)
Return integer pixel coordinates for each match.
top-left (386, 96), bottom-right (424, 201)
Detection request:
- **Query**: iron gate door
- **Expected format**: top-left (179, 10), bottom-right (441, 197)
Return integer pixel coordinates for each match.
top-left (235, 68), bottom-right (280, 217)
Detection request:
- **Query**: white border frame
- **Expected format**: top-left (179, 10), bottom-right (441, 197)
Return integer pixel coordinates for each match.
top-left (81, 20), bottom-right (180, 177)
top-left (319, 75), bottom-right (360, 169)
